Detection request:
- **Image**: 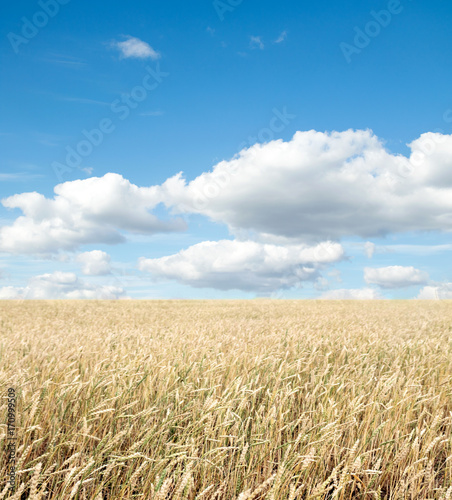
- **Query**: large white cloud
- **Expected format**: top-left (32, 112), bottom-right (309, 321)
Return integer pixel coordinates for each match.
top-left (320, 288), bottom-right (384, 299)
top-left (76, 250), bottom-right (112, 276)
top-left (3, 128), bottom-right (452, 281)
top-left (417, 283), bottom-right (452, 299)
top-left (162, 129), bottom-right (452, 242)
top-left (364, 266), bottom-right (429, 289)
top-left (138, 240), bottom-right (344, 292)
top-left (0, 173), bottom-right (185, 255)
top-left (0, 271), bottom-right (125, 299)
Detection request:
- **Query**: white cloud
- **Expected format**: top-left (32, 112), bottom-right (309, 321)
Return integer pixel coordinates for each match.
top-left (250, 36), bottom-right (264, 50)
top-left (405, 132), bottom-right (452, 187)
top-left (364, 266), bottom-right (429, 289)
top-left (417, 283), bottom-right (452, 299)
top-left (4, 129), bottom-right (452, 272)
top-left (0, 286), bottom-right (22, 299)
top-left (76, 250), bottom-right (112, 276)
top-left (138, 239), bottom-right (344, 292)
top-left (163, 130), bottom-right (452, 242)
top-left (320, 288), bottom-right (384, 299)
top-left (274, 31), bottom-right (287, 43)
top-left (0, 173), bottom-right (185, 255)
top-left (113, 36), bottom-right (160, 60)
top-left (0, 271), bottom-right (125, 299)
top-left (364, 242), bottom-right (376, 258)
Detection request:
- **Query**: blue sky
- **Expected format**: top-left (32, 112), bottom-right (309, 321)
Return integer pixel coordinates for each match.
top-left (1, 0), bottom-right (451, 299)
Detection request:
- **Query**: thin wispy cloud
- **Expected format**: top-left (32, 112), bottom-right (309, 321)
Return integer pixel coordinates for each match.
top-left (0, 173), bottom-right (44, 181)
top-left (112, 36), bottom-right (161, 60)
top-left (250, 36), bottom-right (264, 50)
top-left (206, 26), bottom-right (215, 36)
top-left (58, 97), bottom-right (111, 106)
top-left (40, 56), bottom-right (86, 68)
top-left (139, 110), bottom-right (165, 117)
top-left (274, 30), bottom-right (287, 43)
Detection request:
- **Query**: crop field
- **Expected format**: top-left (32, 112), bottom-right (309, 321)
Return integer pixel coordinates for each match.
top-left (1, 300), bottom-right (452, 499)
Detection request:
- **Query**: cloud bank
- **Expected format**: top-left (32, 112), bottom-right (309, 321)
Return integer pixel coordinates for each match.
top-left (138, 240), bottom-right (344, 292)
top-left (163, 129), bottom-right (452, 242)
top-left (2, 129), bottom-right (452, 297)
top-left (320, 288), bottom-right (383, 300)
top-left (0, 173), bottom-right (185, 254)
top-left (0, 271), bottom-right (124, 299)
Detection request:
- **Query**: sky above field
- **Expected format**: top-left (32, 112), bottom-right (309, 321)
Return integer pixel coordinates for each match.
top-left (1, 0), bottom-right (452, 299)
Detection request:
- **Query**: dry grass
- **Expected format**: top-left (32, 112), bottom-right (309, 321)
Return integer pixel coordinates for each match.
top-left (1, 300), bottom-right (452, 499)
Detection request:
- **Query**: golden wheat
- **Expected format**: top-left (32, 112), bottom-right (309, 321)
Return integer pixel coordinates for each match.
top-left (0, 300), bottom-right (451, 498)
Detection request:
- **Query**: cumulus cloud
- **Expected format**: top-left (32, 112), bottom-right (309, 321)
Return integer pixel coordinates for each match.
top-left (417, 283), bottom-right (452, 299)
top-left (162, 130), bottom-right (452, 242)
top-left (320, 288), bottom-right (384, 300)
top-left (0, 271), bottom-right (125, 299)
top-left (113, 36), bottom-right (160, 60)
top-left (4, 129), bottom-right (452, 302)
top-left (364, 266), bottom-right (429, 289)
top-left (404, 132), bottom-right (452, 187)
top-left (76, 250), bottom-right (112, 276)
top-left (0, 286), bottom-right (22, 299)
top-left (138, 240), bottom-right (344, 292)
top-left (0, 173), bottom-right (185, 255)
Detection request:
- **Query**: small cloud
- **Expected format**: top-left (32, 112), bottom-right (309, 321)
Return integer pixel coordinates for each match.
top-left (112, 36), bottom-right (161, 60)
top-left (250, 36), bottom-right (264, 50)
top-left (274, 30), bottom-right (288, 43)
top-left (364, 266), bottom-right (429, 289)
top-left (364, 242), bottom-right (376, 259)
top-left (320, 288), bottom-right (383, 300)
top-left (220, 41), bottom-right (228, 48)
top-left (314, 277), bottom-right (329, 291)
top-left (206, 26), bottom-right (215, 36)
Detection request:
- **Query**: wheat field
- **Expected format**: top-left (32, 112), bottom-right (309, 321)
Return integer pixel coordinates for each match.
top-left (1, 300), bottom-right (452, 499)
